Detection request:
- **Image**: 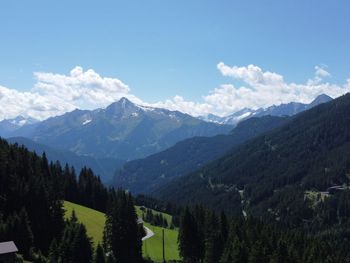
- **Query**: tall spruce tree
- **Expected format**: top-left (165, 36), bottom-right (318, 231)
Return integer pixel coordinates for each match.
top-left (94, 243), bottom-right (106, 263)
top-left (178, 207), bottom-right (201, 263)
top-left (103, 189), bottom-right (142, 263)
top-left (204, 212), bottom-right (221, 263)
top-left (49, 212), bottom-right (93, 263)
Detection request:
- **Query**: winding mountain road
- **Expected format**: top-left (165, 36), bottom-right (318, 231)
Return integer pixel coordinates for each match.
top-left (142, 225), bottom-right (154, 241)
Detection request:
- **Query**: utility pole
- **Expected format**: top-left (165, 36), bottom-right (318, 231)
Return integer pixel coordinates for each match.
top-left (162, 228), bottom-right (166, 263)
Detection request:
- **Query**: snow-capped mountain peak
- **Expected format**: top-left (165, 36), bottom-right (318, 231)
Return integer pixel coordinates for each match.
top-left (3, 116), bottom-right (38, 127)
top-left (199, 94), bottom-right (333, 126)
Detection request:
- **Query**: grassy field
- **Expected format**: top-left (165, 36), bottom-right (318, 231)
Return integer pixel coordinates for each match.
top-left (63, 201), bottom-right (106, 246)
top-left (136, 206), bottom-right (180, 262)
top-left (63, 201), bottom-right (179, 262)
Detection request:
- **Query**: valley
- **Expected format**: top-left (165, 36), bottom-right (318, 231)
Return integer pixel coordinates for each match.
top-left (1, 2), bottom-right (350, 262)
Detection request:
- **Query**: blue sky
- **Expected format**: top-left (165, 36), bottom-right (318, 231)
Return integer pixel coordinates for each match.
top-left (0, 0), bottom-right (350, 119)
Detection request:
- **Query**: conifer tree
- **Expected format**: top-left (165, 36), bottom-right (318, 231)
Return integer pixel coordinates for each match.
top-left (5, 209), bottom-right (34, 258)
top-left (94, 243), bottom-right (106, 263)
top-left (50, 213), bottom-right (93, 263)
top-left (103, 190), bottom-right (142, 263)
top-left (178, 207), bottom-right (201, 263)
top-left (204, 211), bottom-right (222, 263)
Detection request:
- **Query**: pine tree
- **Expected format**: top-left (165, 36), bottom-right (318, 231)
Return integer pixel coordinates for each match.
top-left (17, 208), bottom-right (34, 258)
top-left (71, 223), bottom-right (93, 263)
top-left (204, 212), bottom-right (222, 263)
top-left (220, 228), bottom-right (247, 263)
top-left (48, 239), bottom-right (60, 263)
top-left (178, 207), bottom-right (201, 263)
top-left (103, 190), bottom-right (142, 263)
top-left (5, 209), bottom-right (34, 258)
top-left (94, 244), bottom-right (106, 263)
top-left (51, 214), bottom-right (93, 263)
top-left (220, 211), bottom-right (228, 244)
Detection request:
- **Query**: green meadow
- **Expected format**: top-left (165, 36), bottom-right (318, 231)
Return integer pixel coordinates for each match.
top-left (63, 201), bottom-right (180, 262)
top-left (63, 201), bottom-right (106, 246)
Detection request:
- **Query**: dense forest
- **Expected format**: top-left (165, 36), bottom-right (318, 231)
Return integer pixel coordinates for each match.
top-left (178, 206), bottom-right (350, 263)
top-left (0, 138), bottom-right (142, 262)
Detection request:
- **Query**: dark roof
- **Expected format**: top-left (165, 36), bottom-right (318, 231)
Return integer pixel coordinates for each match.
top-left (0, 241), bottom-right (18, 254)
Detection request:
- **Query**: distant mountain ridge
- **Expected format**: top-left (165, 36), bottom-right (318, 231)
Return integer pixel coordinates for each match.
top-left (0, 116), bottom-right (39, 138)
top-left (3, 97), bottom-right (232, 160)
top-left (200, 94), bottom-right (333, 125)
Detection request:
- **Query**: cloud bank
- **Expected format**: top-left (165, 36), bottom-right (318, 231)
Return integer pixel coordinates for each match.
top-left (0, 63), bottom-right (349, 120)
top-left (154, 63), bottom-right (349, 117)
top-left (0, 66), bottom-right (142, 120)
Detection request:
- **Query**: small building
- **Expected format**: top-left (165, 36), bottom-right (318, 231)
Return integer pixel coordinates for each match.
top-left (0, 241), bottom-right (18, 263)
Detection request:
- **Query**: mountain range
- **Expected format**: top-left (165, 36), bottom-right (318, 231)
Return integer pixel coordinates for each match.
top-left (200, 94), bottom-right (332, 125)
top-left (113, 93), bottom-right (332, 194)
top-left (0, 115), bottom-right (39, 138)
top-left (153, 93), bottom-right (350, 222)
top-left (2, 98), bottom-right (232, 161)
top-left (0, 94), bottom-right (332, 183)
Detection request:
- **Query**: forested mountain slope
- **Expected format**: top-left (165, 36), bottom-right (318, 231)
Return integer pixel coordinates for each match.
top-left (154, 93), bottom-right (350, 229)
top-left (114, 116), bottom-right (289, 194)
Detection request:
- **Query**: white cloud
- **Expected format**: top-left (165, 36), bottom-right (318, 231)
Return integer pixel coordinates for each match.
top-left (0, 66), bottom-right (141, 120)
top-left (217, 62), bottom-right (285, 87)
top-left (152, 95), bottom-right (213, 116)
top-left (315, 65), bottom-right (331, 78)
top-left (33, 66), bottom-right (133, 109)
top-left (191, 62), bottom-right (349, 116)
top-left (307, 65), bottom-right (331, 85)
top-left (0, 85), bottom-right (72, 120)
top-left (0, 64), bottom-right (349, 121)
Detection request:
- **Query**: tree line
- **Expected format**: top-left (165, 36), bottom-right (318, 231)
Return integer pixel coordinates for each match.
top-left (142, 208), bottom-right (169, 228)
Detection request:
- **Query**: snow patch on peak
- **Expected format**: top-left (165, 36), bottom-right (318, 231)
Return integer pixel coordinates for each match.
top-left (8, 116), bottom-right (38, 127)
top-left (82, 119), bottom-right (92, 125)
top-left (236, 112), bottom-right (252, 121)
top-left (138, 105), bottom-right (156, 112)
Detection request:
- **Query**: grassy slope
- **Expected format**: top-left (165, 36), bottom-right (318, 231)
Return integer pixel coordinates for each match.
top-left (63, 201), bottom-right (179, 262)
top-left (135, 206), bottom-right (180, 262)
top-left (63, 201), bottom-right (106, 246)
